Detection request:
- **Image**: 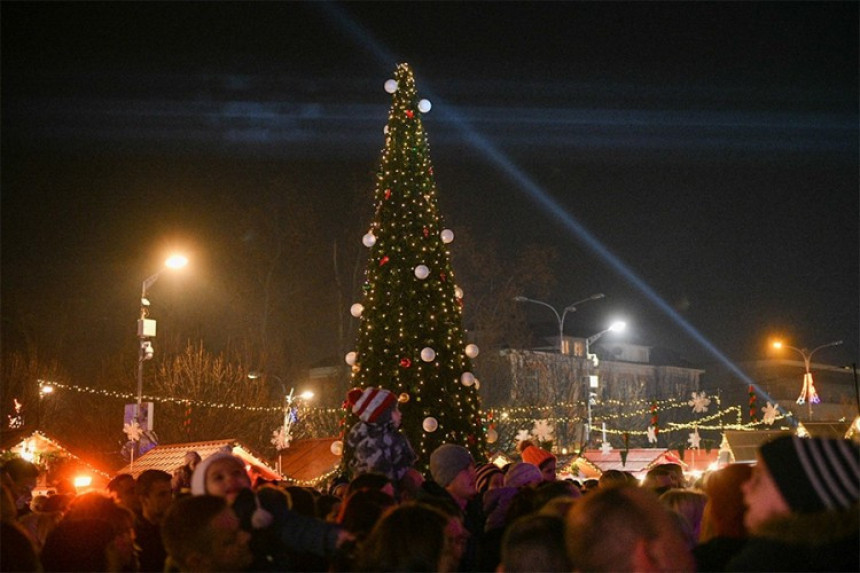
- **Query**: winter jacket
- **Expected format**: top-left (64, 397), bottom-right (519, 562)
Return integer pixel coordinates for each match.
top-left (725, 505), bottom-right (859, 572)
top-left (482, 486), bottom-right (519, 531)
top-left (346, 420), bottom-right (416, 482)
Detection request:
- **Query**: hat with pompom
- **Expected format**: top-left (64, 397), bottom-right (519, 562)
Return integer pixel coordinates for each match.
top-left (520, 440), bottom-right (556, 468)
top-left (476, 463), bottom-right (503, 493)
top-left (348, 387), bottom-right (397, 424)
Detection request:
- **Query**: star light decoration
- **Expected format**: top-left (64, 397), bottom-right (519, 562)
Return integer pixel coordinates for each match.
top-left (515, 429), bottom-right (533, 443)
top-left (687, 428), bottom-right (702, 449)
top-left (761, 402), bottom-right (779, 426)
top-left (531, 419), bottom-right (554, 443)
top-left (123, 420), bottom-right (143, 442)
top-left (271, 426), bottom-right (291, 450)
top-left (688, 392), bottom-right (711, 414)
top-left (647, 425), bottom-right (658, 444)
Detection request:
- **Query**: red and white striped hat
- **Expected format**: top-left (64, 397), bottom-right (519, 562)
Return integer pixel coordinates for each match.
top-left (349, 387), bottom-right (397, 423)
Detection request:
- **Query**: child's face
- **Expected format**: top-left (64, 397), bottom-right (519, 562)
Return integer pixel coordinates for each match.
top-left (391, 406), bottom-right (402, 428)
top-left (205, 458), bottom-right (251, 504)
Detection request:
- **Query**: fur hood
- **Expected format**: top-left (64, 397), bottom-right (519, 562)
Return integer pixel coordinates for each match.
top-left (753, 504), bottom-right (859, 545)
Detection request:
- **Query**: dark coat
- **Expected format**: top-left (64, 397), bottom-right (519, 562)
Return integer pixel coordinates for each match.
top-left (725, 505), bottom-right (859, 572)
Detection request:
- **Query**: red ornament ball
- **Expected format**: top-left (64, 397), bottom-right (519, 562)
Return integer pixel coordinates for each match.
top-left (399, 357), bottom-right (412, 368)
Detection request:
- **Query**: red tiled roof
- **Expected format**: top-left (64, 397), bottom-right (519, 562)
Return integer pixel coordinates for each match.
top-left (277, 437), bottom-right (341, 486)
top-left (116, 439), bottom-right (282, 480)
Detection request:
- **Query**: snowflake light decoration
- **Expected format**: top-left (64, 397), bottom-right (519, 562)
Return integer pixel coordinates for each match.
top-left (123, 420), bottom-right (143, 442)
top-left (600, 440), bottom-right (613, 455)
top-left (687, 428), bottom-right (701, 449)
top-left (515, 429), bottom-right (533, 443)
top-left (271, 426), bottom-right (291, 450)
top-left (762, 402), bottom-right (779, 426)
top-left (688, 392), bottom-right (711, 414)
top-left (647, 425), bottom-right (658, 444)
top-left (531, 419), bottom-right (554, 442)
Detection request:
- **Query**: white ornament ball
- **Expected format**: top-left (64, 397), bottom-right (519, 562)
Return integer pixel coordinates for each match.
top-left (414, 265), bottom-right (430, 279)
top-left (330, 440), bottom-right (344, 456)
top-left (418, 99), bottom-right (432, 113)
top-left (454, 286), bottom-right (464, 299)
top-left (420, 347), bottom-right (436, 362)
top-left (465, 344), bottom-right (479, 358)
top-left (440, 229), bottom-right (454, 243)
top-left (460, 372), bottom-right (476, 387)
top-left (487, 428), bottom-right (498, 443)
top-left (350, 303), bottom-right (364, 318)
top-left (384, 79), bottom-right (398, 93)
top-left (384, 125), bottom-right (389, 135)
top-left (345, 351), bottom-right (357, 366)
top-left (362, 233), bottom-right (376, 247)
top-left (474, 379), bottom-right (481, 390)
top-left (423, 417), bottom-right (438, 432)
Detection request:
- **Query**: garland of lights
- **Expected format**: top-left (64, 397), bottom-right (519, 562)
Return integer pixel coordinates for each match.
top-left (39, 380), bottom-right (786, 439)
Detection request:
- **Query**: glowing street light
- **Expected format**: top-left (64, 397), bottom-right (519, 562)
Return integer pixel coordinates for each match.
top-left (513, 293), bottom-right (605, 354)
top-left (133, 254), bottom-right (188, 468)
top-left (584, 320), bottom-right (627, 447)
top-left (772, 339), bottom-right (843, 420)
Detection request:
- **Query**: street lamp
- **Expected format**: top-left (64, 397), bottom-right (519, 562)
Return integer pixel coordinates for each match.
top-left (135, 255), bottom-right (188, 444)
top-left (514, 293), bottom-right (605, 354)
top-left (248, 372), bottom-right (314, 455)
top-left (772, 339), bottom-right (843, 420)
top-left (583, 321), bottom-right (627, 447)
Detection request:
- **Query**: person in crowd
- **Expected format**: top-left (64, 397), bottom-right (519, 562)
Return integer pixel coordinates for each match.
top-left (498, 514), bottom-right (570, 572)
top-left (107, 473), bottom-right (141, 517)
top-left (659, 488), bottom-right (707, 548)
top-left (327, 475), bottom-right (350, 499)
top-left (532, 479), bottom-right (581, 512)
top-left (331, 487), bottom-right (398, 570)
top-left (580, 478), bottom-right (600, 493)
top-left (1, 519), bottom-right (40, 572)
top-left (598, 468), bottom-right (633, 488)
top-left (41, 518), bottom-right (126, 572)
top-left (1, 457), bottom-right (40, 519)
top-left (484, 462), bottom-right (542, 532)
top-left (191, 451), bottom-right (350, 569)
top-left (397, 467), bottom-right (426, 502)
top-left (641, 465), bottom-right (676, 495)
top-left (162, 494), bottom-right (253, 572)
top-left (315, 493), bottom-right (341, 522)
top-left (519, 440), bottom-right (557, 483)
top-left (693, 463), bottom-right (752, 572)
top-left (62, 490), bottom-right (138, 571)
top-left (423, 443), bottom-right (484, 571)
top-left (566, 484), bottom-right (695, 571)
top-left (135, 469), bottom-right (173, 572)
top-left (346, 471), bottom-right (395, 498)
top-left (345, 387), bottom-right (417, 485)
top-left (171, 450), bottom-right (201, 496)
top-left (356, 502), bottom-right (460, 572)
top-left (476, 463), bottom-right (504, 495)
top-left (18, 497), bottom-right (64, 551)
top-left (284, 485), bottom-right (317, 517)
top-left (727, 435), bottom-right (859, 572)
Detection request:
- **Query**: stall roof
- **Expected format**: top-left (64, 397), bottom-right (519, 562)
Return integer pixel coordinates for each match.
top-left (277, 437), bottom-right (342, 487)
top-left (116, 439), bottom-right (281, 480)
top-left (0, 430), bottom-right (112, 489)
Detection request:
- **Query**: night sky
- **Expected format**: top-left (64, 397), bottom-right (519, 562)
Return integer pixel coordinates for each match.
top-left (2, 2), bottom-right (858, 382)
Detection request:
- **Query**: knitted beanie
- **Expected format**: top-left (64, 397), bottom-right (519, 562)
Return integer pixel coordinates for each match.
top-left (521, 444), bottom-right (556, 468)
top-left (759, 435), bottom-right (860, 513)
top-left (348, 387), bottom-right (397, 424)
top-left (430, 444), bottom-right (474, 487)
top-left (476, 463), bottom-right (503, 493)
top-left (504, 462), bottom-right (542, 488)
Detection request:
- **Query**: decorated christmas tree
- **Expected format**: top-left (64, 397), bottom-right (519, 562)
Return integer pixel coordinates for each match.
top-left (340, 63), bottom-right (486, 473)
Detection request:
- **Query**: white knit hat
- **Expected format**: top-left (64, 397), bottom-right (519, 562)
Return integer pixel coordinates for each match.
top-left (190, 451), bottom-right (241, 496)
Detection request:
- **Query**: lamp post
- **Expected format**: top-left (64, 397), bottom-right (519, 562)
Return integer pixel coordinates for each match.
top-left (772, 339), bottom-right (843, 420)
top-left (134, 254), bottom-right (187, 467)
top-left (583, 321), bottom-right (627, 447)
top-left (514, 293), bottom-right (604, 354)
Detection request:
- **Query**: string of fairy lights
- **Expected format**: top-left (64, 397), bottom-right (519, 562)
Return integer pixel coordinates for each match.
top-left (36, 379), bottom-right (789, 436)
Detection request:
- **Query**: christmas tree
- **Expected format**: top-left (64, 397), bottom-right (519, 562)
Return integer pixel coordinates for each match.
top-left (342, 63), bottom-right (486, 473)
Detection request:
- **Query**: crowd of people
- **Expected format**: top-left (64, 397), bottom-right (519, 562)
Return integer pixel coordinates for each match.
top-left (1, 388), bottom-right (857, 572)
